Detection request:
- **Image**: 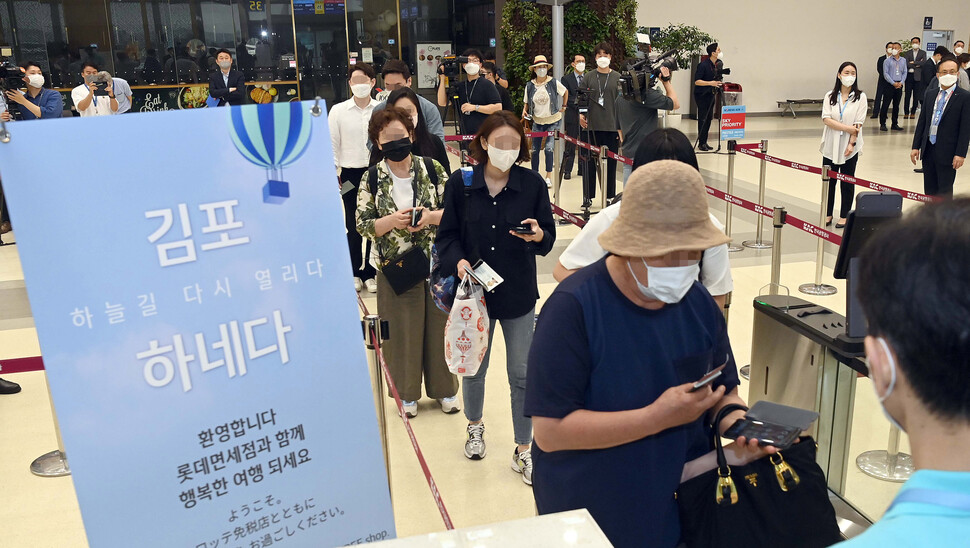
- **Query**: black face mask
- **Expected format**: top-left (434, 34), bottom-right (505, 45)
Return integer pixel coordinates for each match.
top-left (382, 137), bottom-right (412, 162)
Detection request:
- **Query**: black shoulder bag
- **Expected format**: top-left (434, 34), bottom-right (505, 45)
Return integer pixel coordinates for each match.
top-left (367, 157), bottom-right (437, 295)
top-left (676, 404), bottom-right (842, 548)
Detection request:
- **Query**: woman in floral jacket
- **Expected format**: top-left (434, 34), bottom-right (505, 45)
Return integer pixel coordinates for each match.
top-left (356, 107), bottom-right (459, 418)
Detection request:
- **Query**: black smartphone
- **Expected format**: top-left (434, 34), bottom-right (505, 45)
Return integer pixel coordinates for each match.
top-left (724, 418), bottom-right (801, 450)
top-left (688, 364), bottom-right (725, 392)
top-left (410, 208), bottom-right (423, 227)
top-left (94, 81), bottom-right (109, 96)
top-left (512, 223), bottom-right (535, 235)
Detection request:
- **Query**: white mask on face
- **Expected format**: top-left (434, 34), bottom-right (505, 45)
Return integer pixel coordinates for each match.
top-left (870, 337), bottom-right (905, 432)
top-left (350, 83), bottom-right (371, 98)
top-left (27, 73), bottom-right (44, 88)
top-left (464, 62), bottom-right (480, 76)
top-left (940, 73), bottom-right (959, 88)
top-left (956, 47), bottom-right (965, 55)
top-left (717, 51), bottom-right (724, 60)
top-left (218, 60), bottom-right (232, 70)
top-left (840, 75), bottom-right (856, 87)
top-left (892, 49), bottom-right (900, 56)
top-left (535, 67), bottom-right (547, 78)
top-left (912, 43), bottom-right (920, 50)
top-left (887, 48), bottom-right (894, 56)
top-left (596, 56), bottom-right (611, 69)
top-left (626, 259), bottom-right (699, 304)
top-left (574, 62), bottom-right (585, 73)
top-left (486, 146), bottom-right (518, 172)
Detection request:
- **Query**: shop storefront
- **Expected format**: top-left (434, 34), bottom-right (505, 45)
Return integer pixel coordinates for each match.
top-left (0, 0), bottom-right (497, 113)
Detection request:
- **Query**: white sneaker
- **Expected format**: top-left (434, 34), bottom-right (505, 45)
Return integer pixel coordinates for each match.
top-left (464, 423), bottom-right (486, 460)
top-left (545, 177), bottom-right (553, 188)
top-left (354, 277), bottom-right (363, 292)
top-left (439, 396), bottom-right (460, 414)
top-left (397, 400), bottom-right (417, 418)
top-left (365, 279), bottom-right (378, 293)
top-left (512, 447), bottom-right (533, 485)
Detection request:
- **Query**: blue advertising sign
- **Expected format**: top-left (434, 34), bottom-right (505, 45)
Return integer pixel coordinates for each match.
top-left (720, 105), bottom-right (746, 140)
top-left (0, 102), bottom-right (395, 547)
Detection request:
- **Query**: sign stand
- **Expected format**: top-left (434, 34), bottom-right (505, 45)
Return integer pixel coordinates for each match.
top-left (30, 383), bottom-right (70, 477)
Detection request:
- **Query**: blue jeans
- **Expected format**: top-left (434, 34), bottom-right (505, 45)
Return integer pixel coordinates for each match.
top-left (531, 121), bottom-right (560, 174)
top-left (622, 161), bottom-right (633, 184)
top-left (462, 307), bottom-right (534, 445)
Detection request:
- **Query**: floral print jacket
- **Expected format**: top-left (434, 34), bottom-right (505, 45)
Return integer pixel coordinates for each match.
top-left (356, 155), bottom-right (449, 270)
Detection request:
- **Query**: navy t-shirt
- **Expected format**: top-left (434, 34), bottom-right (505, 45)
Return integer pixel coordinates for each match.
top-left (525, 257), bottom-right (739, 548)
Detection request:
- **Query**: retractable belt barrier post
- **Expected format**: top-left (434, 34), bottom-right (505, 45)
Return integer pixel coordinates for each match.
top-left (769, 206), bottom-right (786, 295)
top-left (857, 424), bottom-right (914, 482)
top-left (743, 140), bottom-right (773, 249)
top-left (724, 141), bottom-right (742, 252)
top-left (799, 163), bottom-right (838, 296)
top-left (362, 313), bottom-right (392, 496)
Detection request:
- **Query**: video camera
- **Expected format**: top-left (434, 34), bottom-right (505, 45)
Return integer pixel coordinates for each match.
top-left (437, 55), bottom-right (470, 80)
top-left (0, 61), bottom-right (24, 92)
top-left (618, 48), bottom-right (679, 105)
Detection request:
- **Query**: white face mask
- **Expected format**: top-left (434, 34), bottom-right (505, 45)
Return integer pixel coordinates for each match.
top-left (891, 49), bottom-right (900, 56)
top-left (350, 83), bottom-right (371, 99)
top-left (596, 56), bottom-right (611, 69)
top-left (486, 146), bottom-right (518, 172)
top-left (912, 44), bottom-right (920, 50)
top-left (574, 62), bottom-right (585, 73)
top-left (870, 338), bottom-right (905, 432)
top-left (464, 62), bottom-right (480, 76)
top-left (27, 73), bottom-right (44, 88)
top-left (956, 47), bottom-right (965, 55)
top-left (535, 67), bottom-right (547, 78)
top-left (840, 75), bottom-right (856, 87)
top-left (887, 48), bottom-right (894, 56)
top-left (940, 73), bottom-right (959, 88)
top-left (717, 51), bottom-right (724, 60)
top-left (626, 259), bottom-right (699, 304)
top-left (218, 60), bottom-right (232, 70)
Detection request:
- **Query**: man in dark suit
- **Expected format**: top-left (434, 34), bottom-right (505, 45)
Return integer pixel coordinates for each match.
top-left (904, 37), bottom-right (927, 118)
top-left (871, 42), bottom-right (892, 119)
top-left (208, 48), bottom-right (246, 106)
top-left (912, 57), bottom-right (970, 197)
top-left (561, 54), bottom-right (586, 180)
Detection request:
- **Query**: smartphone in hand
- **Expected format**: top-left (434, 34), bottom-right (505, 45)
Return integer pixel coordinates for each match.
top-left (511, 223), bottom-right (535, 235)
top-left (689, 364), bottom-right (725, 392)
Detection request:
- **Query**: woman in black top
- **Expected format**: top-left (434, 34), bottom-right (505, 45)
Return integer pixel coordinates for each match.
top-left (372, 87), bottom-right (450, 173)
top-left (435, 111), bottom-right (556, 485)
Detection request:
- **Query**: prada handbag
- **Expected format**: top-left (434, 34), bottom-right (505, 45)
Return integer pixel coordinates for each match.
top-left (676, 404), bottom-right (843, 548)
top-left (380, 244), bottom-right (430, 296)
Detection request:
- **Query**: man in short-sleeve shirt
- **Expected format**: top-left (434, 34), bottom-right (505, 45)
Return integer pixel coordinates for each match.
top-left (436, 49), bottom-right (502, 137)
top-left (527, 161), bottom-right (757, 548)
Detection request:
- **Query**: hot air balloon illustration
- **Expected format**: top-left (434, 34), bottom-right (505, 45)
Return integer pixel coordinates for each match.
top-left (229, 102), bottom-right (313, 204)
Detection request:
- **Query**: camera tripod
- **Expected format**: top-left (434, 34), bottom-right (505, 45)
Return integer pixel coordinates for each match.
top-left (443, 80), bottom-right (473, 168)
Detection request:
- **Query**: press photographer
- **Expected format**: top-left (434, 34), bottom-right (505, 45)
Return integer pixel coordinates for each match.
top-left (1, 61), bottom-right (63, 121)
top-left (693, 43), bottom-right (729, 151)
top-left (615, 47), bottom-right (681, 182)
top-left (72, 63), bottom-right (119, 117)
top-left (436, 49), bottom-right (502, 137)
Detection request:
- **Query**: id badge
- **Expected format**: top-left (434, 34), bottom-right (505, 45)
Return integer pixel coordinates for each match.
top-left (339, 181), bottom-right (355, 195)
top-left (468, 260), bottom-right (504, 292)
top-left (597, 95), bottom-right (605, 107)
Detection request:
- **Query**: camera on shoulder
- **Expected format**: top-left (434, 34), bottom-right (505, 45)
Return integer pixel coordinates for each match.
top-left (618, 49), bottom-right (679, 105)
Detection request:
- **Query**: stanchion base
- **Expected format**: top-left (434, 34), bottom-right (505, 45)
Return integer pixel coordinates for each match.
top-left (557, 218), bottom-right (572, 225)
top-left (799, 283), bottom-right (838, 296)
top-left (739, 364), bottom-right (750, 380)
top-left (727, 244), bottom-right (743, 253)
top-left (30, 450), bottom-right (70, 477)
top-left (856, 450), bottom-right (913, 482)
top-left (741, 239), bottom-right (773, 249)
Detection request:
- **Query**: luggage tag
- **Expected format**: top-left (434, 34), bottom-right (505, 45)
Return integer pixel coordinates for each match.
top-left (467, 259), bottom-right (504, 292)
top-left (340, 181), bottom-right (355, 195)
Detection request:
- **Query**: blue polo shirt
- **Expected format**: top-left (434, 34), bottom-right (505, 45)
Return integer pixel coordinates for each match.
top-left (16, 88), bottom-right (64, 120)
top-left (838, 470), bottom-right (970, 547)
top-left (525, 257), bottom-right (739, 548)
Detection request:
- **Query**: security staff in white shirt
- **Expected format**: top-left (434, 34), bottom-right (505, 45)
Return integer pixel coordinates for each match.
top-left (329, 63), bottom-right (379, 292)
top-left (820, 62), bottom-right (867, 228)
top-left (552, 128), bottom-right (733, 308)
top-left (71, 63), bottom-right (118, 117)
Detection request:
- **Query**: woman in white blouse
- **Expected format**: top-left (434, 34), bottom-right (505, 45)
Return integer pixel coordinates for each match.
top-left (820, 61), bottom-right (867, 228)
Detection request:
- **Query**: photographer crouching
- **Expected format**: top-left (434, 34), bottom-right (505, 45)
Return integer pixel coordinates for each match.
top-left (616, 49), bottom-right (681, 182)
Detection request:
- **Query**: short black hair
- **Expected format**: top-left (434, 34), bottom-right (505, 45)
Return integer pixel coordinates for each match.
top-left (957, 40), bottom-right (966, 47)
top-left (381, 59), bottom-right (411, 80)
top-left (594, 42), bottom-right (612, 56)
top-left (349, 63), bottom-right (376, 80)
top-left (481, 61), bottom-right (497, 75)
top-left (81, 62), bottom-right (100, 72)
top-left (463, 48), bottom-right (484, 62)
top-left (21, 61), bottom-right (42, 72)
top-left (935, 46), bottom-right (951, 57)
top-left (938, 57), bottom-right (959, 71)
top-left (911, 37), bottom-right (921, 43)
top-left (216, 48), bottom-right (232, 58)
top-left (707, 43), bottom-right (719, 56)
top-left (885, 41), bottom-right (893, 49)
top-left (572, 53), bottom-right (586, 63)
top-left (958, 53), bottom-right (970, 65)
top-left (859, 198), bottom-right (970, 423)
top-left (632, 128), bottom-right (699, 171)
top-left (484, 50), bottom-right (496, 61)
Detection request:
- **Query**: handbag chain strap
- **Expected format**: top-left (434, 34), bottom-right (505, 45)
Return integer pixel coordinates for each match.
top-left (712, 403), bottom-right (748, 506)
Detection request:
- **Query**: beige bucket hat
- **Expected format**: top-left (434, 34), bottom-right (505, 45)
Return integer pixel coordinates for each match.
top-left (529, 55), bottom-right (553, 69)
top-left (598, 160), bottom-right (730, 257)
